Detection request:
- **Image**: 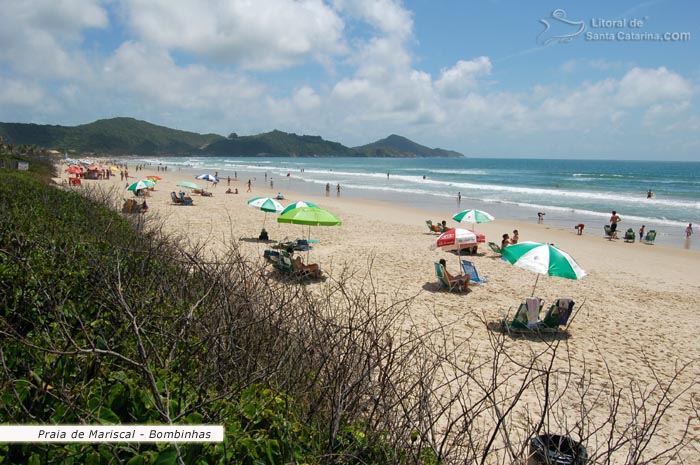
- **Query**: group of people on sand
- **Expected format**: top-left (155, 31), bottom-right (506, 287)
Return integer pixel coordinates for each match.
top-left (501, 230), bottom-right (519, 249)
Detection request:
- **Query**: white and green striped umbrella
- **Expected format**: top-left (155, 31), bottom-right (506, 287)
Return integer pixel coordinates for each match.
top-left (280, 201), bottom-right (319, 215)
top-left (126, 179), bottom-right (155, 191)
top-left (502, 241), bottom-right (586, 295)
top-left (247, 197), bottom-right (284, 213)
top-left (452, 209), bottom-right (495, 225)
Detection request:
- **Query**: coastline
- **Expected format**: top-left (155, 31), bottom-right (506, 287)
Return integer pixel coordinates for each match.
top-left (57, 162), bottom-right (700, 461)
top-left (141, 159), bottom-right (699, 252)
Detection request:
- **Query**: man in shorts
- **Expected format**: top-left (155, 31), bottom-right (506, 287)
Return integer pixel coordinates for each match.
top-left (609, 211), bottom-right (621, 240)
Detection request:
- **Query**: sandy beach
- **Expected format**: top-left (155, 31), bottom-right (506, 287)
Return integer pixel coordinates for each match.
top-left (59, 164), bottom-right (700, 460)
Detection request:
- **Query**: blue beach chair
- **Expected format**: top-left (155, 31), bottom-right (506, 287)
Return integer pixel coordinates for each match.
top-left (461, 260), bottom-right (487, 283)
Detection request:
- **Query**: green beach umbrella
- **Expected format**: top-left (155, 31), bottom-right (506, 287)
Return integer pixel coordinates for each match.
top-left (176, 181), bottom-right (201, 190)
top-left (126, 179), bottom-right (155, 191)
top-left (452, 209), bottom-right (495, 226)
top-left (277, 206), bottom-right (341, 226)
top-left (502, 241), bottom-right (586, 295)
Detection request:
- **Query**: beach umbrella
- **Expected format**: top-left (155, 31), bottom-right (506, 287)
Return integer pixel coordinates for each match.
top-left (146, 175), bottom-right (162, 181)
top-left (126, 179), bottom-right (155, 191)
top-left (248, 197), bottom-right (284, 213)
top-left (177, 181), bottom-right (201, 190)
top-left (280, 200), bottom-right (319, 215)
top-left (195, 174), bottom-right (220, 183)
top-left (66, 166), bottom-right (83, 175)
top-left (431, 228), bottom-right (485, 251)
top-left (248, 197), bottom-right (285, 228)
top-left (502, 241), bottom-right (586, 296)
top-left (277, 206), bottom-right (341, 259)
top-left (452, 209), bottom-right (495, 229)
top-left (277, 206), bottom-right (341, 226)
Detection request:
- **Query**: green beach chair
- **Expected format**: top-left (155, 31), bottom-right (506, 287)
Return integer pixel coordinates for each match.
top-left (643, 230), bottom-right (657, 244)
top-left (624, 228), bottom-right (636, 242)
top-left (488, 242), bottom-right (502, 255)
top-left (540, 298), bottom-right (575, 330)
top-left (434, 262), bottom-right (465, 293)
top-left (503, 297), bottom-right (544, 333)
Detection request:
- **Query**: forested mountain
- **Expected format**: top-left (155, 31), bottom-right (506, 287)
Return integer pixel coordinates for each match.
top-left (0, 118), bottom-right (464, 158)
top-left (353, 134), bottom-right (463, 158)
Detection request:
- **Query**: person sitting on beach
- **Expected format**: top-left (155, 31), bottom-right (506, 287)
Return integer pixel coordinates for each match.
top-left (575, 224), bottom-right (585, 235)
top-left (511, 230), bottom-right (519, 244)
top-left (234, 188), bottom-right (238, 194)
top-left (438, 258), bottom-right (469, 292)
top-left (276, 192), bottom-right (284, 200)
top-left (141, 199), bottom-right (148, 213)
top-left (501, 233), bottom-right (511, 249)
top-left (288, 248), bottom-right (321, 278)
top-left (259, 228), bottom-right (269, 241)
top-left (225, 187), bottom-right (233, 194)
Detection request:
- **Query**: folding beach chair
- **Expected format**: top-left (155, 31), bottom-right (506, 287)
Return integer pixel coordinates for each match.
top-left (434, 262), bottom-right (467, 293)
top-left (426, 220), bottom-right (441, 233)
top-left (643, 230), bottom-right (657, 244)
top-left (461, 260), bottom-right (487, 283)
top-left (488, 242), bottom-right (502, 255)
top-left (503, 297), bottom-right (543, 333)
top-left (624, 228), bottom-right (636, 243)
top-left (540, 298), bottom-right (575, 330)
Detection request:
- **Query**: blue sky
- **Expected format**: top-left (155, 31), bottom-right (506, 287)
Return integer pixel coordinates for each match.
top-left (1, 0), bottom-right (698, 160)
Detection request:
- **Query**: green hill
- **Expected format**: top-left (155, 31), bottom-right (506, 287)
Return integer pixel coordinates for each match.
top-left (0, 117), bottom-right (464, 158)
top-left (353, 134), bottom-right (463, 158)
top-left (0, 117), bottom-right (223, 155)
top-left (201, 130), bottom-right (354, 157)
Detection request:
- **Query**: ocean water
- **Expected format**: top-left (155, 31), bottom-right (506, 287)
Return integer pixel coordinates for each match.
top-left (143, 156), bottom-right (700, 251)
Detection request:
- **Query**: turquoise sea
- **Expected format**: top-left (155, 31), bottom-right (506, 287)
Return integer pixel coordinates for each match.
top-left (142, 156), bottom-right (700, 251)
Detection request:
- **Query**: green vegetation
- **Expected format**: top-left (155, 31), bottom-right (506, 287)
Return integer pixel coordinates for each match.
top-left (204, 130), bottom-right (355, 157)
top-left (354, 134), bottom-right (463, 158)
top-left (0, 118), bottom-right (464, 158)
top-left (0, 118), bottom-right (223, 155)
top-left (0, 152), bottom-right (433, 464)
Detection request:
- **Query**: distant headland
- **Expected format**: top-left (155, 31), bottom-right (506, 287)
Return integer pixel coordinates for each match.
top-left (0, 117), bottom-right (464, 158)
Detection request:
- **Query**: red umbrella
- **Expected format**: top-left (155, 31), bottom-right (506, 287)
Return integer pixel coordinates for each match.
top-left (434, 228), bottom-right (485, 250)
top-left (66, 166), bottom-right (84, 175)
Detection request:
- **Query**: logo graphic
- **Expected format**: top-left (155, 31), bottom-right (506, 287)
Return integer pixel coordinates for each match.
top-left (537, 9), bottom-right (586, 45)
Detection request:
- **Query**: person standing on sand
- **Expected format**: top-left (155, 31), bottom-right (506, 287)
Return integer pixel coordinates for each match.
top-left (639, 225), bottom-right (645, 242)
top-left (609, 210), bottom-right (621, 240)
top-left (686, 223), bottom-right (693, 238)
top-left (325, 183), bottom-right (330, 196)
top-left (336, 184), bottom-right (341, 196)
top-left (246, 179), bottom-right (251, 192)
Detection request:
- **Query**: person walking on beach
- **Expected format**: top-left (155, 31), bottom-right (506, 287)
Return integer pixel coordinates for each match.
top-left (639, 225), bottom-right (645, 242)
top-left (246, 179), bottom-right (252, 192)
top-left (457, 192), bottom-right (461, 203)
top-left (325, 183), bottom-right (330, 196)
top-left (686, 223), bottom-right (694, 238)
top-left (609, 211), bottom-right (621, 240)
top-left (227, 176), bottom-right (231, 186)
top-left (336, 183), bottom-right (341, 196)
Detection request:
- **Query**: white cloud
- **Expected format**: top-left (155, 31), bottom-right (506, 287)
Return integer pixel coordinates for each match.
top-left (0, 78), bottom-right (44, 106)
top-left (0, 0), bottom-right (107, 77)
top-left (616, 67), bottom-right (693, 107)
top-left (122, 0), bottom-right (346, 71)
top-left (104, 42), bottom-right (265, 108)
top-left (333, 0), bottom-right (413, 39)
top-left (435, 57), bottom-right (492, 98)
